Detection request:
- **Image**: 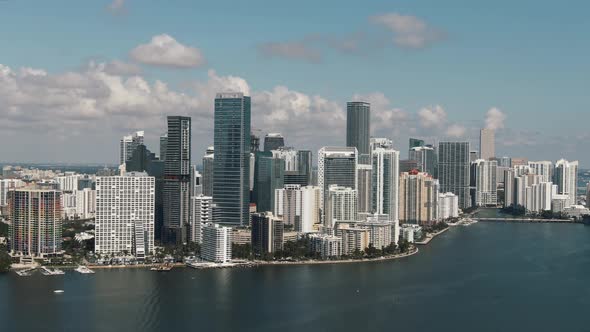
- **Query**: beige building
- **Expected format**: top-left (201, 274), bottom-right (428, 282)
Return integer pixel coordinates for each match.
top-left (399, 170), bottom-right (439, 226)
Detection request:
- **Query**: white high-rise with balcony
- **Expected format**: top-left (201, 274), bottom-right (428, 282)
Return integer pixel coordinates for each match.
top-left (190, 195), bottom-right (213, 244)
top-left (371, 148), bottom-right (400, 220)
top-left (95, 172), bottom-right (155, 259)
top-left (274, 185), bottom-right (320, 233)
top-left (324, 185), bottom-right (357, 228)
top-left (201, 223), bottom-right (232, 263)
top-left (554, 159), bottom-right (578, 208)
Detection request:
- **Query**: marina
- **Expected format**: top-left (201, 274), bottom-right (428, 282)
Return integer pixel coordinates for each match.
top-left (40, 266), bottom-right (65, 276)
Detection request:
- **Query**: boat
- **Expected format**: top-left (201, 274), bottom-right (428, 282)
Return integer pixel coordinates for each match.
top-left (74, 266), bottom-right (95, 274)
top-left (150, 264), bottom-right (173, 272)
top-left (15, 268), bottom-right (36, 277)
top-left (40, 266), bottom-right (65, 276)
top-left (53, 290), bottom-right (64, 294)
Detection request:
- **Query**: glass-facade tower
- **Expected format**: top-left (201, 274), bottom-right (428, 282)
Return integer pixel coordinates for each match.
top-left (346, 102), bottom-right (370, 165)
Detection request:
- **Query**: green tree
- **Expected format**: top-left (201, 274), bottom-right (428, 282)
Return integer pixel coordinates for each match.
top-left (398, 239), bottom-right (410, 253)
top-left (0, 245), bottom-right (11, 273)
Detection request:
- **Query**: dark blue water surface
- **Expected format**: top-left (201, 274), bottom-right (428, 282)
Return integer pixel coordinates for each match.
top-left (3, 222), bottom-right (590, 332)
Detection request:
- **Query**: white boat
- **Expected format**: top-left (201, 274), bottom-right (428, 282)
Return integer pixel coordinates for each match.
top-left (54, 290), bottom-right (64, 294)
top-left (40, 266), bottom-right (65, 276)
top-left (74, 266), bottom-right (95, 274)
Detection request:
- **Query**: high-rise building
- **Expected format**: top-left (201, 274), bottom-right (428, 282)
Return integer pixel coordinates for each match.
top-left (399, 170), bottom-right (439, 226)
top-left (263, 133), bottom-right (285, 152)
top-left (528, 161), bottom-right (554, 183)
top-left (190, 195), bottom-right (213, 244)
top-left (554, 159), bottom-right (578, 208)
top-left (95, 172), bottom-right (155, 259)
top-left (371, 137), bottom-right (393, 152)
top-left (274, 185), bottom-right (321, 233)
top-left (371, 148), bottom-right (400, 220)
top-left (120, 131), bottom-right (144, 165)
top-left (213, 93), bottom-right (251, 226)
top-left (470, 151), bottom-right (479, 163)
top-left (438, 142), bottom-right (471, 209)
top-left (253, 151), bottom-right (285, 213)
top-left (346, 101), bottom-right (371, 164)
top-left (324, 185), bottom-right (357, 228)
top-left (201, 223), bottom-right (232, 263)
top-left (0, 179), bottom-right (25, 207)
top-left (163, 116), bottom-right (191, 244)
top-left (471, 159), bottom-right (498, 206)
top-left (409, 138), bottom-right (425, 149)
top-left (202, 147), bottom-right (214, 196)
top-left (273, 148), bottom-right (312, 186)
top-left (318, 147), bottom-right (357, 210)
top-left (499, 156), bottom-right (512, 168)
top-left (159, 133), bottom-right (168, 161)
top-left (190, 165), bottom-right (202, 196)
top-left (480, 128), bottom-right (495, 160)
top-left (251, 212), bottom-right (284, 256)
top-left (357, 164), bottom-right (372, 214)
top-left (504, 168), bottom-right (515, 207)
top-left (438, 192), bottom-right (459, 220)
top-left (409, 146), bottom-right (437, 176)
top-left (250, 131), bottom-right (260, 153)
top-left (9, 188), bottom-right (62, 258)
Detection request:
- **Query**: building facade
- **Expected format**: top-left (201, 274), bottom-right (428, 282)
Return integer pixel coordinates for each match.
top-left (399, 170), bottom-right (440, 226)
top-left (201, 223), bottom-right (232, 263)
top-left (346, 101), bottom-right (371, 164)
top-left (438, 142), bottom-right (471, 209)
top-left (274, 185), bottom-right (321, 233)
top-left (371, 148), bottom-right (400, 220)
top-left (318, 147), bottom-right (357, 211)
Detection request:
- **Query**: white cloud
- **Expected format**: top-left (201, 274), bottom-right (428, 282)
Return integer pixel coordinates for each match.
top-left (257, 41), bottom-right (321, 63)
top-left (370, 13), bottom-right (444, 49)
top-left (445, 124), bottom-right (466, 138)
top-left (97, 60), bottom-right (142, 76)
top-left (130, 34), bottom-right (206, 68)
top-left (418, 105), bottom-right (447, 128)
top-left (485, 107), bottom-right (506, 130)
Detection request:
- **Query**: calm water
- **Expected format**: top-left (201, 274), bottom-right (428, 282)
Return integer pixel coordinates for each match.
top-left (3, 222), bottom-right (590, 332)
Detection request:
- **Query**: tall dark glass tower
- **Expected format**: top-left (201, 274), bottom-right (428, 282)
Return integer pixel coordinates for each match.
top-left (438, 141), bottom-right (471, 209)
top-left (213, 93), bottom-right (251, 226)
top-left (263, 133), bottom-right (284, 152)
top-left (163, 116), bottom-right (191, 244)
top-left (346, 102), bottom-right (370, 164)
top-left (253, 151), bottom-right (285, 213)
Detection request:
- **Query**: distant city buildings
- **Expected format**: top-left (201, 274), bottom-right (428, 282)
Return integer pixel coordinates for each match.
top-left (120, 131), bottom-right (144, 165)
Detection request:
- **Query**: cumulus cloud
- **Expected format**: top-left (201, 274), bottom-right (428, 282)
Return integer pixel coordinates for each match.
top-left (130, 34), bottom-right (206, 68)
top-left (257, 41), bottom-right (321, 63)
top-left (352, 92), bottom-right (408, 133)
top-left (418, 105), bottom-right (447, 128)
top-left (370, 13), bottom-right (444, 49)
top-left (100, 60), bottom-right (142, 76)
top-left (485, 107), bottom-right (506, 130)
top-left (445, 124), bottom-right (466, 138)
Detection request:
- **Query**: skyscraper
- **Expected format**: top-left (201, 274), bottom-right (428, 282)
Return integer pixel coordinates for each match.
top-left (159, 133), bottom-right (168, 161)
top-left (272, 148), bottom-right (312, 186)
top-left (120, 131), bottom-right (144, 165)
top-left (253, 151), bottom-right (285, 213)
top-left (346, 102), bottom-right (371, 164)
top-left (325, 185), bottom-right (357, 228)
top-left (274, 185), bottom-right (321, 233)
top-left (480, 129), bottom-right (495, 160)
top-left (438, 142), bottom-right (471, 209)
top-left (202, 147), bottom-right (214, 196)
top-left (471, 159), bottom-right (498, 206)
top-left (318, 147), bottom-right (358, 210)
top-left (213, 93), bottom-right (251, 226)
top-left (263, 133), bottom-right (285, 152)
top-left (9, 187), bottom-right (62, 258)
top-left (371, 148), bottom-right (400, 220)
top-left (95, 172), bottom-right (155, 259)
top-left (163, 116), bottom-right (191, 244)
top-left (554, 159), bottom-right (578, 207)
top-left (409, 138), bottom-right (425, 149)
top-left (357, 164), bottom-right (372, 214)
top-left (399, 170), bottom-right (440, 226)
top-left (409, 146), bottom-right (437, 176)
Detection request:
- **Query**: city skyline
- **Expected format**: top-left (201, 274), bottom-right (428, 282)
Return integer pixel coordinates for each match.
top-left (0, 1), bottom-right (588, 165)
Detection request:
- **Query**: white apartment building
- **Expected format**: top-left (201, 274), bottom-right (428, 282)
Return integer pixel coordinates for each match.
top-left (324, 185), bottom-right (357, 228)
top-left (528, 161), bottom-right (554, 183)
top-left (95, 172), bottom-right (155, 259)
top-left (190, 195), bottom-right (213, 244)
top-left (472, 159), bottom-right (498, 206)
top-left (309, 234), bottom-right (342, 258)
top-left (55, 173), bottom-right (80, 192)
top-left (371, 148), bottom-right (400, 220)
top-left (554, 159), bottom-right (578, 208)
top-left (0, 179), bottom-right (25, 207)
top-left (201, 223), bottom-right (232, 263)
top-left (438, 192), bottom-right (459, 220)
top-left (274, 185), bottom-right (321, 233)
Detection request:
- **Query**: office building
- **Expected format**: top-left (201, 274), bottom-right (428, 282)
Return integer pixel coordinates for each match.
top-left (251, 212), bottom-right (284, 256)
top-left (409, 146), bottom-right (436, 176)
top-left (274, 185), bottom-right (321, 233)
top-left (120, 131), bottom-right (144, 165)
top-left (163, 116), bottom-right (192, 244)
top-left (95, 172), bottom-right (155, 259)
top-left (263, 133), bottom-right (285, 152)
top-left (253, 151), bottom-right (285, 213)
top-left (471, 159), bottom-right (498, 206)
top-left (318, 147), bottom-right (357, 210)
top-left (190, 195), bottom-right (213, 244)
top-left (357, 164), bottom-right (372, 213)
top-left (554, 159), bottom-right (578, 208)
top-left (8, 188), bottom-right (62, 258)
top-left (346, 101), bottom-right (371, 164)
top-left (202, 147), bottom-right (214, 196)
top-left (480, 128), bottom-right (495, 160)
top-left (438, 142), bottom-right (471, 209)
top-left (213, 93), bottom-right (251, 226)
top-left (324, 185), bottom-right (357, 228)
top-left (201, 223), bottom-right (232, 263)
top-left (399, 170), bottom-right (440, 226)
top-left (371, 148), bottom-right (400, 219)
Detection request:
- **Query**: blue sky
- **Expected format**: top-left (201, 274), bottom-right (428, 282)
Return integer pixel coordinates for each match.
top-left (0, 0), bottom-right (588, 164)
